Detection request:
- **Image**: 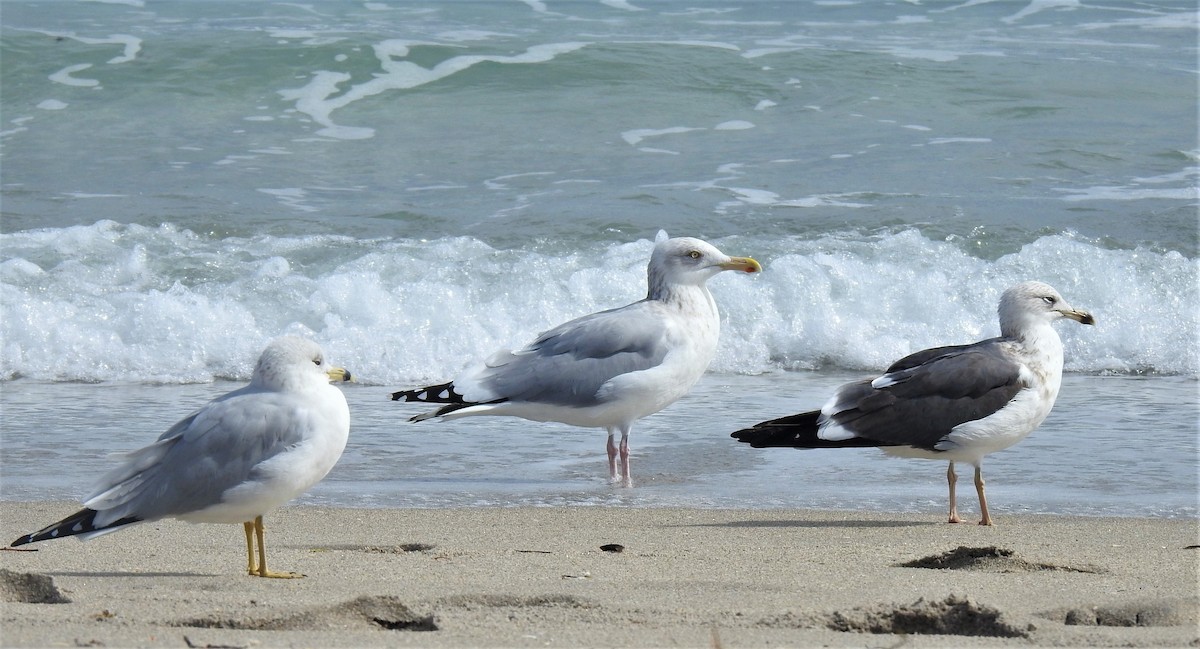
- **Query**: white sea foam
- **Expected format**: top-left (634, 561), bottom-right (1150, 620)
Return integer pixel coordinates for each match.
top-left (621, 126), bottom-right (703, 147)
top-left (600, 0), bottom-right (645, 11)
top-left (923, 137), bottom-right (993, 145)
top-left (1056, 186), bottom-right (1198, 202)
top-left (48, 64), bottom-right (99, 87)
top-left (1003, 0), bottom-right (1082, 25)
top-left (33, 31), bottom-right (142, 64)
top-left (1081, 12), bottom-right (1200, 31)
top-left (1, 223), bottom-right (1193, 384)
top-left (279, 41), bottom-right (589, 140)
top-left (714, 120), bottom-right (755, 131)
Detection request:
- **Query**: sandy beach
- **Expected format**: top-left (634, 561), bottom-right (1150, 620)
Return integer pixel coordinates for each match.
top-left (1, 503), bottom-right (1196, 648)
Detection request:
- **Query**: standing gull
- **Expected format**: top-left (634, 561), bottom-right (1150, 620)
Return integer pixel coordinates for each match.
top-left (392, 231), bottom-right (761, 487)
top-left (11, 336), bottom-right (352, 578)
top-left (731, 281), bottom-right (1093, 525)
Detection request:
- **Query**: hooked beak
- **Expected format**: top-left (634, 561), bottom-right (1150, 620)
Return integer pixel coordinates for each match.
top-left (327, 367), bottom-right (354, 383)
top-left (719, 256), bottom-right (762, 274)
top-left (1061, 309), bottom-right (1095, 326)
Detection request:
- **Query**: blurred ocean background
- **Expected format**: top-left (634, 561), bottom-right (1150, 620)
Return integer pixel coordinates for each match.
top-left (1, 0), bottom-right (1196, 519)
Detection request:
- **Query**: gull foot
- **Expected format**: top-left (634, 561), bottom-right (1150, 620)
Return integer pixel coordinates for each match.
top-left (250, 568), bottom-right (305, 579)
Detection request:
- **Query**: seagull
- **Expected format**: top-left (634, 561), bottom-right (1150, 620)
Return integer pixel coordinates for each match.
top-left (10, 336), bottom-right (352, 578)
top-left (731, 281), bottom-right (1094, 525)
top-left (392, 231), bottom-right (761, 487)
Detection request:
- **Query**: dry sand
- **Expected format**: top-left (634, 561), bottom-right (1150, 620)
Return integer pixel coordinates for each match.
top-left (1, 502), bottom-right (1197, 648)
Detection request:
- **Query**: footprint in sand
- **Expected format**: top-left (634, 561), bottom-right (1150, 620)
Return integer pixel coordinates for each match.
top-left (759, 595), bottom-right (1031, 638)
top-left (1046, 598), bottom-right (1200, 628)
top-left (896, 545), bottom-right (1102, 573)
top-left (175, 595), bottom-right (437, 632)
top-left (0, 568), bottom-right (71, 604)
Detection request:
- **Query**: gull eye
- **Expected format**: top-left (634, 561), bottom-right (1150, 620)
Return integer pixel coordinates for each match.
top-left (1041, 296), bottom-right (1057, 306)
top-left (313, 357), bottom-right (323, 366)
top-left (688, 250), bottom-right (701, 260)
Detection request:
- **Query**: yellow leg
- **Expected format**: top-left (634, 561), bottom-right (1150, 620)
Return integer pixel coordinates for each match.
top-left (975, 466), bottom-right (994, 526)
top-left (243, 521), bottom-right (257, 575)
top-left (249, 515), bottom-right (305, 579)
top-left (946, 462), bottom-right (962, 524)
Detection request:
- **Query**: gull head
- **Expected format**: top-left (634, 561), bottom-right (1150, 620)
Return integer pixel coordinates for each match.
top-left (253, 335), bottom-right (350, 391)
top-left (998, 281), bottom-right (1095, 338)
top-left (647, 232), bottom-right (761, 294)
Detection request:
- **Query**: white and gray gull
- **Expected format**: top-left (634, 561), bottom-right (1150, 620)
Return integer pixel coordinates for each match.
top-left (11, 336), bottom-right (352, 578)
top-left (731, 281), bottom-right (1094, 525)
top-left (392, 231), bottom-right (761, 487)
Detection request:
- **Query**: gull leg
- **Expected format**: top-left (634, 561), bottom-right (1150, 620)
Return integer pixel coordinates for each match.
top-left (606, 427), bottom-right (620, 483)
top-left (946, 462), bottom-right (962, 524)
top-left (618, 426), bottom-right (632, 488)
top-left (243, 521), bottom-right (257, 575)
top-left (250, 515), bottom-right (304, 579)
top-left (974, 465), bottom-right (993, 526)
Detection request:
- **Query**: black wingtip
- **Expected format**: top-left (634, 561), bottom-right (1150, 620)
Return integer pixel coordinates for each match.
top-left (391, 381), bottom-right (466, 405)
top-left (391, 387), bottom-right (422, 402)
top-left (390, 386), bottom-right (424, 401)
top-left (730, 410), bottom-right (832, 448)
top-left (730, 426), bottom-right (790, 448)
top-left (11, 509), bottom-right (142, 546)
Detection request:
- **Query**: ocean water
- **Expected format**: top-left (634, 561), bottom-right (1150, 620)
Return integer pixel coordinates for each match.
top-left (1, 1), bottom-right (1196, 519)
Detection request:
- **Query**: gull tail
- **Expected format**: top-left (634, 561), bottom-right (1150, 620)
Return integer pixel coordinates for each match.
top-left (10, 508), bottom-right (142, 547)
top-left (731, 411), bottom-right (884, 449)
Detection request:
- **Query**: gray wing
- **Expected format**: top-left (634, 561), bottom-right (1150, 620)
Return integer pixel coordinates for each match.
top-left (828, 340), bottom-right (1025, 451)
top-left (83, 389), bottom-right (310, 525)
top-left (459, 300), bottom-right (670, 407)
top-left (883, 338), bottom-right (1002, 373)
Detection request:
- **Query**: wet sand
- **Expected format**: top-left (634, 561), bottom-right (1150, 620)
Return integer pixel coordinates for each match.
top-left (1, 503), bottom-right (1197, 648)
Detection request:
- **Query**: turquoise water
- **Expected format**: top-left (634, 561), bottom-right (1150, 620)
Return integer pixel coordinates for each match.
top-left (2, 373), bottom-right (1195, 518)
top-left (1, 1), bottom-right (1196, 516)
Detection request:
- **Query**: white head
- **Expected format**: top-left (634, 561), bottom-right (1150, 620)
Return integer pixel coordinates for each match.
top-left (646, 230), bottom-right (761, 299)
top-left (252, 335), bottom-right (348, 391)
top-left (998, 281), bottom-right (1094, 339)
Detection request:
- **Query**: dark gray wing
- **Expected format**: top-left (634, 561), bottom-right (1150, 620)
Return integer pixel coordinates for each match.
top-left (884, 338), bottom-right (1001, 373)
top-left (458, 300), bottom-right (671, 407)
top-left (828, 339), bottom-right (1025, 451)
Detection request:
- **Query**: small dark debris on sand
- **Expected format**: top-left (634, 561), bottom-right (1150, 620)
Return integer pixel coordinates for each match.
top-left (352, 543), bottom-right (436, 554)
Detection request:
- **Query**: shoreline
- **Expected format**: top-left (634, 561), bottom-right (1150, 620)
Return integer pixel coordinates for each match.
top-left (2, 503), bottom-right (1197, 648)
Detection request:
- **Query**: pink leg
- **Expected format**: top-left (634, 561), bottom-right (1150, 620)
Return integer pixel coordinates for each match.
top-left (947, 462), bottom-right (962, 524)
top-left (606, 429), bottom-right (620, 483)
top-left (618, 434), bottom-right (632, 488)
top-left (975, 465), bottom-right (993, 526)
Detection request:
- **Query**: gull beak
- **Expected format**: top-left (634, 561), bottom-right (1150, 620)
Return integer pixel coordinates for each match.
top-left (327, 367), bottom-right (354, 383)
top-left (1062, 308), bottom-right (1095, 326)
top-left (720, 256), bottom-right (762, 274)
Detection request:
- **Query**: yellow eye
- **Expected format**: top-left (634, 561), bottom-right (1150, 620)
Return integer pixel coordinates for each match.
top-left (688, 250), bottom-right (701, 259)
